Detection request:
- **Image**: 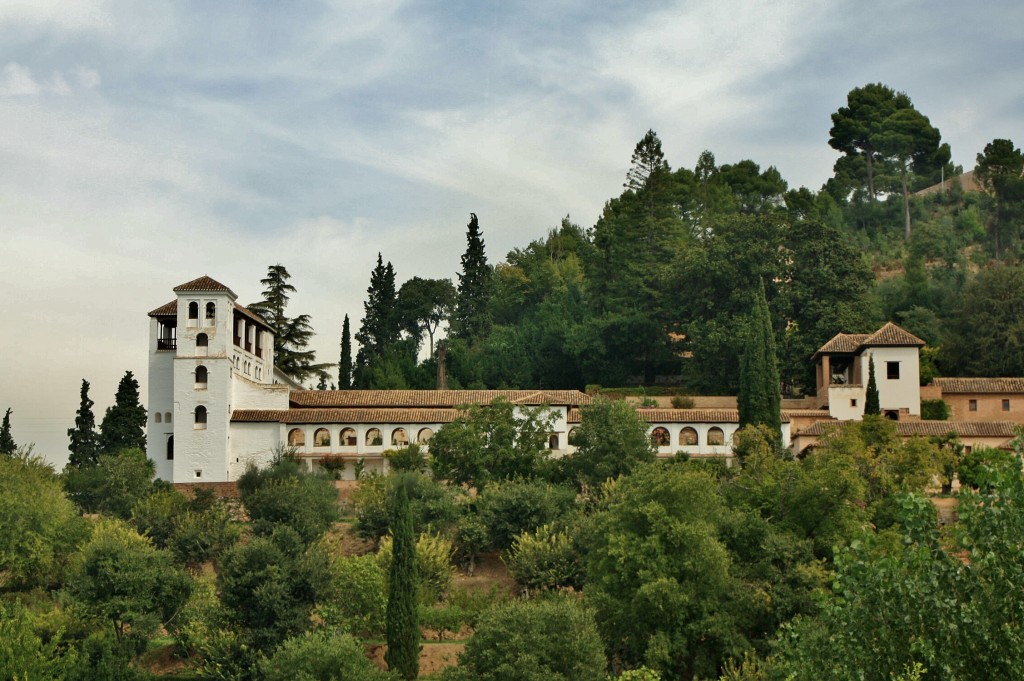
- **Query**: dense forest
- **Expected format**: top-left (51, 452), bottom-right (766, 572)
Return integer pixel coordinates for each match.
top-left (265, 83), bottom-right (1024, 395)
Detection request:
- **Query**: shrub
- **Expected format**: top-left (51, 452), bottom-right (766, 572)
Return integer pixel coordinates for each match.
top-left (385, 444), bottom-right (427, 472)
top-left (670, 395), bottom-right (695, 409)
top-left (921, 398), bottom-right (950, 420)
top-left (353, 473), bottom-right (462, 541)
top-left (477, 479), bottom-right (576, 550)
top-left (317, 554), bottom-right (388, 638)
top-left (958, 446), bottom-right (1020, 490)
top-left (420, 603), bottom-right (467, 641)
top-left (504, 523), bottom-right (584, 592)
top-left (378, 532), bottom-right (454, 604)
top-left (261, 629), bottom-right (391, 681)
top-left (240, 464), bottom-right (339, 544)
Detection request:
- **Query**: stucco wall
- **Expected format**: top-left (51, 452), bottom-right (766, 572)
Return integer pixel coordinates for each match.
top-left (229, 421), bottom-right (283, 479)
top-left (943, 394), bottom-right (1024, 422)
top-left (862, 347), bottom-right (921, 416)
top-left (147, 317), bottom-right (176, 481)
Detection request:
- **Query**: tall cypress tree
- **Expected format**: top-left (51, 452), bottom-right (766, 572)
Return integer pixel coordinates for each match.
top-left (68, 379), bottom-right (101, 467)
top-left (865, 355), bottom-right (881, 415)
top-left (0, 408), bottom-right (16, 455)
top-left (385, 477), bottom-right (419, 680)
top-left (339, 314), bottom-right (352, 389)
top-left (354, 254), bottom-right (400, 387)
top-left (738, 280), bottom-right (782, 437)
top-left (451, 213), bottom-right (492, 342)
top-left (99, 371), bottom-right (147, 454)
top-left (248, 264), bottom-right (329, 383)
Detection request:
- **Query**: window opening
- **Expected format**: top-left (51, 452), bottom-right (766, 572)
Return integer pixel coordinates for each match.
top-left (194, 406), bottom-right (207, 429)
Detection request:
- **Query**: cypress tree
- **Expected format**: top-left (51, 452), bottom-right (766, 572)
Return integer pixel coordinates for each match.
top-left (68, 379), bottom-right (101, 467)
top-left (865, 355), bottom-right (881, 415)
top-left (385, 477), bottom-right (419, 680)
top-left (738, 280), bottom-right (782, 437)
top-left (248, 264), bottom-right (329, 383)
top-left (339, 314), bottom-right (352, 389)
top-left (451, 213), bottom-right (492, 342)
top-left (99, 371), bottom-right (148, 454)
top-left (354, 254), bottom-right (401, 387)
top-left (0, 408), bottom-right (16, 455)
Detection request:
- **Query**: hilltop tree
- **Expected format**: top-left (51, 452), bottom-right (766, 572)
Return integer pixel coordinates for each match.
top-left (451, 213), bottom-right (492, 342)
top-left (99, 371), bottom-right (147, 454)
top-left (397, 276), bottom-right (456, 357)
top-left (385, 478), bottom-right (419, 680)
top-left (68, 379), bottom-right (101, 468)
top-left (865, 356), bottom-right (880, 415)
top-left (248, 265), bottom-right (328, 383)
top-left (0, 407), bottom-right (15, 455)
top-left (738, 280), bottom-right (781, 436)
top-left (339, 314), bottom-right (352, 389)
top-left (976, 138), bottom-right (1024, 256)
top-left (354, 254), bottom-right (404, 387)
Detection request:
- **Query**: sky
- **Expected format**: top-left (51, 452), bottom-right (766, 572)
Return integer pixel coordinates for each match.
top-left (1, 0), bottom-right (1021, 468)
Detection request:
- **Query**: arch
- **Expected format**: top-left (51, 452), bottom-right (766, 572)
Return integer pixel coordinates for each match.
top-left (195, 365), bottom-right (208, 388)
top-left (548, 434), bottom-right (560, 450)
top-left (340, 428), bottom-right (357, 446)
top-left (196, 333), bottom-right (209, 347)
top-left (417, 428), bottom-right (434, 444)
top-left (679, 427), bottom-right (698, 446)
top-left (166, 435), bottom-right (174, 461)
top-left (194, 406), bottom-right (207, 429)
top-left (155, 412), bottom-right (162, 424)
top-left (188, 301), bottom-right (199, 319)
top-left (391, 428), bottom-right (410, 446)
top-left (884, 410), bottom-right (899, 421)
top-left (165, 411), bottom-right (172, 423)
top-left (651, 427), bottom-right (670, 447)
top-left (567, 427), bottom-right (580, 446)
top-left (205, 301), bottom-right (216, 323)
top-left (366, 428), bottom-right (383, 446)
top-left (707, 427), bottom-right (725, 446)
top-left (288, 428), bottom-right (305, 446)
top-left (313, 428), bottom-right (331, 447)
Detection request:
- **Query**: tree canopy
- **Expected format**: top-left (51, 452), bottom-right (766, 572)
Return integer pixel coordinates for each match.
top-left (248, 264), bottom-right (328, 383)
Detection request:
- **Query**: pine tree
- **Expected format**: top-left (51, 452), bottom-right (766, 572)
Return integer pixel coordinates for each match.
top-left (248, 264), bottom-right (330, 383)
top-left (0, 408), bottom-right (16, 455)
top-left (738, 280), bottom-right (782, 437)
top-left (99, 371), bottom-right (148, 454)
top-left (385, 477), bottom-right (419, 680)
top-left (68, 379), bottom-right (101, 467)
top-left (451, 213), bottom-right (492, 342)
top-left (354, 254), bottom-right (400, 387)
top-left (339, 314), bottom-right (352, 389)
top-left (865, 355), bottom-right (881, 415)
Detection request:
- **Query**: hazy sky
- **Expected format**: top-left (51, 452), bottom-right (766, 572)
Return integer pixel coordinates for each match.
top-left (1, 0), bottom-right (1021, 467)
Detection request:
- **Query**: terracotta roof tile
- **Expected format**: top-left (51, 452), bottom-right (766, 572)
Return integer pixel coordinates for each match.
top-left (567, 407), bottom-right (795, 424)
top-left (816, 333), bottom-right (870, 355)
top-left (862, 322), bottom-right (925, 348)
top-left (289, 390), bottom-right (591, 409)
top-left (797, 420), bottom-right (1018, 438)
top-left (173, 275), bottom-right (236, 297)
top-left (232, 408), bottom-right (464, 424)
top-left (933, 378), bottom-right (1024, 394)
top-left (148, 300), bottom-right (177, 317)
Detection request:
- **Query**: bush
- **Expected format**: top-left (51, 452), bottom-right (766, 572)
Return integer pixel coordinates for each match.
top-left (420, 603), bottom-right (467, 641)
top-left (385, 444), bottom-right (427, 472)
top-left (317, 554), bottom-right (388, 638)
top-left (504, 523), bottom-right (584, 592)
top-left (670, 395), bottom-right (695, 409)
top-left (958, 447), bottom-right (1020, 490)
top-left (353, 473), bottom-right (462, 541)
top-left (64, 448), bottom-right (157, 518)
top-left (131, 488), bottom-right (189, 548)
top-left (453, 511), bottom-right (489, 572)
top-left (477, 480), bottom-right (576, 550)
top-left (168, 502), bottom-right (241, 569)
top-left (260, 629), bottom-right (391, 681)
top-left (240, 463), bottom-right (339, 544)
top-left (378, 532), bottom-right (454, 604)
top-left (0, 599), bottom-right (78, 680)
top-left (921, 399), bottom-right (950, 420)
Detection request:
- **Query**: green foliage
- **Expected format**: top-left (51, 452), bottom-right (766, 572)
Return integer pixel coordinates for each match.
top-left (451, 212), bottom-right (493, 343)
top-left (238, 460), bottom-right (339, 544)
top-left (67, 379), bottom-right (101, 468)
top-left (132, 488), bottom-right (239, 568)
top-left (339, 313), bottom-right (353, 389)
top-left (670, 395), bottom-right (695, 409)
top-left (476, 479), bottom-right (577, 550)
top-left (318, 554), bottom-right (388, 638)
top-left (920, 398), bottom-right (949, 420)
top-left (957, 445), bottom-right (1019, 490)
top-left (0, 407), bottom-right (16, 455)
top-left (260, 629), bottom-right (393, 681)
top-left (247, 264), bottom-right (328, 383)
top-left (355, 254), bottom-right (405, 388)
top-left (865, 356), bottom-right (880, 415)
top-left (385, 480), bottom-right (419, 680)
top-left (941, 265), bottom-right (1024, 376)
top-left (428, 398), bottom-right (554, 490)
top-left (504, 522), bottom-right (584, 592)
top-left (64, 448), bottom-right (157, 518)
top-left (378, 532), bottom-right (453, 605)
top-left (68, 519), bottom-right (192, 643)
top-left (738, 280), bottom-right (781, 434)
top-left (384, 443), bottom-right (427, 473)
top-left (99, 371), bottom-right (147, 454)
top-left (444, 597), bottom-right (606, 681)
top-left (0, 454), bottom-right (85, 589)
top-left (352, 472), bottom-right (462, 541)
top-left (397, 276), bottom-right (456, 357)
top-left (0, 599), bottom-right (78, 680)
top-left (560, 397), bottom-right (655, 489)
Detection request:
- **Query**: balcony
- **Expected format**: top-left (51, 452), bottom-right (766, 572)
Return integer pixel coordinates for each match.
top-left (157, 338), bottom-right (177, 351)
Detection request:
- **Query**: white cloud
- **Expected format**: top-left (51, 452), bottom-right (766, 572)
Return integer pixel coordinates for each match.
top-left (0, 62), bottom-right (100, 96)
top-left (0, 0), bottom-right (113, 32)
top-left (0, 63), bottom-right (40, 95)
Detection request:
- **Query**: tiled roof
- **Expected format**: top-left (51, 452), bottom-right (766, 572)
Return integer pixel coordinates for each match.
top-left (289, 390), bottom-right (592, 409)
top-left (863, 322), bottom-right (925, 348)
top-left (933, 378), bottom-right (1024, 394)
top-left (816, 333), bottom-right (870, 355)
top-left (231, 408), bottom-right (463, 424)
top-left (567, 407), bottom-right (795, 424)
top-left (796, 420), bottom-right (1019, 438)
top-left (233, 303), bottom-right (274, 331)
top-left (173, 275), bottom-right (236, 297)
top-left (148, 300), bottom-right (177, 317)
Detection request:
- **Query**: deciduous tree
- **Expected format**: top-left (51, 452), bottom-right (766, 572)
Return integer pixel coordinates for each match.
top-left (560, 397), bottom-right (654, 489)
top-left (397, 276), bottom-right (456, 357)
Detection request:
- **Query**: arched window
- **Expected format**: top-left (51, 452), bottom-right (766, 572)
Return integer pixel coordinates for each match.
top-left (707, 427), bottom-right (725, 446)
top-left (391, 428), bottom-right (409, 446)
top-left (155, 412), bottom-right (162, 423)
top-left (195, 365), bottom-right (208, 389)
top-left (196, 333), bottom-right (209, 348)
top-left (166, 435), bottom-right (174, 461)
top-left (366, 428), bottom-right (383, 446)
top-left (567, 427), bottom-right (580, 446)
top-left (314, 428), bottom-right (331, 447)
top-left (417, 428), bottom-right (434, 444)
top-left (165, 411), bottom-right (172, 423)
top-left (194, 406), bottom-right (207, 429)
top-left (548, 434), bottom-right (560, 450)
top-left (205, 302), bottom-right (216, 324)
top-left (651, 427), bottom-right (670, 447)
top-left (679, 427), bottom-right (698, 446)
top-left (340, 428), bottom-right (357, 446)
top-left (188, 301), bottom-right (199, 319)
top-left (288, 428), bottom-right (305, 446)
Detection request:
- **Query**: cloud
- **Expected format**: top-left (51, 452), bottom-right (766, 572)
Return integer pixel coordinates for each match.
top-left (0, 62), bottom-right (100, 96)
top-left (0, 0), bottom-right (113, 32)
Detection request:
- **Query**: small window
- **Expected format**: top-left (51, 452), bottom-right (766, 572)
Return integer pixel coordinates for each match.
top-left (650, 427), bottom-right (670, 447)
top-left (196, 333), bottom-right (209, 347)
top-left (679, 427), bottom-right (698, 446)
top-left (417, 428), bottom-right (434, 444)
top-left (340, 428), bottom-right (357, 446)
top-left (205, 302), bottom-right (216, 323)
top-left (194, 470), bottom-right (202, 479)
top-left (392, 428), bottom-right (410, 446)
top-left (366, 428), bottom-right (383, 446)
top-left (288, 428), bottom-right (305, 446)
top-left (850, 398), bottom-right (858, 407)
top-left (1003, 399), bottom-right (1011, 411)
top-left (194, 406), bottom-right (207, 429)
top-left (969, 399), bottom-right (978, 412)
top-left (707, 427), bottom-right (725, 446)
top-left (195, 365), bottom-right (208, 388)
top-left (567, 427), bottom-right (579, 446)
top-left (166, 435), bottom-right (174, 461)
top-left (188, 301), bottom-right (199, 320)
top-left (314, 428), bottom-right (331, 447)
top-left (165, 411), bottom-right (172, 423)
top-left (548, 434), bottom-right (559, 450)
top-left (886, 361), bottom-right (900, 380)
top-left (155, 412), bottom-right (162, 423)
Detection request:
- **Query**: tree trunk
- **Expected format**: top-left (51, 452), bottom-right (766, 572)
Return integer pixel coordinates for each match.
top-left (902, 170), bottom-right (911, 240)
